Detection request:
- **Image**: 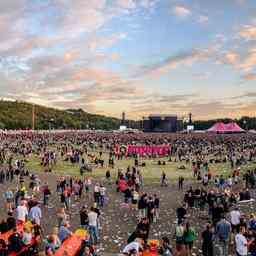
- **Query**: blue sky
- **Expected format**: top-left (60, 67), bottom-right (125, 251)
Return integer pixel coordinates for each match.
top-left (0, 0), bottom-right (256, 120)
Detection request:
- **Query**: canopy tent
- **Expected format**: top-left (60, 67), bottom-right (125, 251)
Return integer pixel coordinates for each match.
top-left (207, 122), bottom-right (227, 133)
top-left (207, 122), bottom-right (245, 133)
top-left (225, 122), bottom-right (245, 133)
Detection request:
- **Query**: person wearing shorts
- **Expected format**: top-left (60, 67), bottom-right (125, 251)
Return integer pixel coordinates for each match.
top-left (184, 222), bottom-right (196, 255)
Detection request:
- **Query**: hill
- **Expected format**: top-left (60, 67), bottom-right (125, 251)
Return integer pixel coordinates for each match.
top-left (0, 100), bottom-right (255, 131)
top-left (0, 100), bottom-right (121, 130)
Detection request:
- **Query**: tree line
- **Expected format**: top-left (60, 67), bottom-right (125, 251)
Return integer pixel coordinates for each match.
top-left (0, 100), bottom-right (255, 131)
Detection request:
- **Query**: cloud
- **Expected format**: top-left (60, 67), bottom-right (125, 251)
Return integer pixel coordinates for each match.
top-left (173, 5), bottom-right (191, 18)
top-left (87, 33), bottom-right (127, 51)
top-left (220, 48), bottom-right (256, 73)
top-left (140, 0), bottom-right (158, 9)
top-left (140, 48), bottom-right (213, 77)
top-left (116, 0), bottom-right (136, 9)
top-left (223, 52), bottom-right (239, 65)
top-left (238, 48), bottom-right (256, 72)
top-left (239, 25), bottom-right (256, 40)
top-left (198, 15), bottom-right (209, 24)
top-left (231, 92), bottom-right (256, 99)
top-left (241, 73), bottom-right (256, 81)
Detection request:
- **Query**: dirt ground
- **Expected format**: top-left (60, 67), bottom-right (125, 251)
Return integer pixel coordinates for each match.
top-left (0, 171), bottom-right (256, 255)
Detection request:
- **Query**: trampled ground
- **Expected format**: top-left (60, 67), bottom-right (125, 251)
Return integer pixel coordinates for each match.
top-left (1, 152), bottom-right (256, 255)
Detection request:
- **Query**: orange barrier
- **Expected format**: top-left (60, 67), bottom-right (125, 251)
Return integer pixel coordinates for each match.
top-left (55, 229), bottom-right (86, 256)
top-left (0, 223), bottom-right (24, 243)
top-left (142, 250), bottom-right (158, 256)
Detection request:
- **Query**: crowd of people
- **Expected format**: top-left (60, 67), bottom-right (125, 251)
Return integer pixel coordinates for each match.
top-left (0, 131), bottom-right (256, 255)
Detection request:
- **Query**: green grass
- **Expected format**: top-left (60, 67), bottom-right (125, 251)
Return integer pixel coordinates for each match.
top-left (22, 151), bottom-right (256, 184)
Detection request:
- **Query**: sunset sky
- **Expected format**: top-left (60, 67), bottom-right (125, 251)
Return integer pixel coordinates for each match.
top-left (0, 0), bottom-right (256, 120)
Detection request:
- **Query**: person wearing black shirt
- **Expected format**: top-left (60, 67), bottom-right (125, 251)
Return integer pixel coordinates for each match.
top-left (80, 206), bottom-right (89, 229)
top-left (136, 218), bottom-right (150, 243)
top-left (106, 170), bottom-right (111, 184)
top-left (153, 195), bottom-right (160, 222)
top-left (178, 176), bottom-right (184, 190)
top-left (124, 187), bottom-right (132, 204)
top-left (0, 220), bottom-right (8, 233)
top-left (147, 197), bottom-right (155, 223)
top-left (212, 203), bottom-right (224, 226)
top-left (194, 188), bottom-right (201, 209)
top-left (176, 204), bottom-right (187, 223)
top-left (202, 224), bottom-right (213, 256)
top-left (6, 212), bottom-right (16, 231)
top-left (8, 228), bottom-right (23, 253)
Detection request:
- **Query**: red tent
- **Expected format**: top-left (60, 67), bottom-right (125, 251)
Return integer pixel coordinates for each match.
top-left (207, 122), bottom-right (245, 133)
top-left (207, 122), bottom-right (227, 133)
top-left (224, 122), bottom-right (245, 133)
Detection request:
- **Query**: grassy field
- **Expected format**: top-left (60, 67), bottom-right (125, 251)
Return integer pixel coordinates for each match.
top-left (22, 151), bottom-right (256, 184)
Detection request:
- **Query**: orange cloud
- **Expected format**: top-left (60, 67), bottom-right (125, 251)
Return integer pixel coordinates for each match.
top-left (242, 73), bottom-right (256, 81)
top-left (173, 5), bottom-right (191, 18)
top-left (239, 25), bottom-right (256, 40)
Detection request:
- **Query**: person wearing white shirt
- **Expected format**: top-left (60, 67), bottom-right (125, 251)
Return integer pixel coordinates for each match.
top-left (88, 207), bottom-right (98, 244)
top-left (227, 177), bottom-right (233, 187)
top-left (29, 203), bottom-right (42, 225)
top-left (16, 201), bottom-right (28, 223)
top-left (123, 238), bottom-right (142, 254)
top-left (230, 208), bottom-right (241, 233)
top-left (235, 228), bottom-right (247, 256)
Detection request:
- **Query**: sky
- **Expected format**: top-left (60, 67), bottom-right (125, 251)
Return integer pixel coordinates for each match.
top-left (0, 0), bottom-right (256, 120)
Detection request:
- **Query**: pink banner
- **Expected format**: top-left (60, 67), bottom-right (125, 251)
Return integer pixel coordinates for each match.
top-left (127, 145), bottom-right (170, 156)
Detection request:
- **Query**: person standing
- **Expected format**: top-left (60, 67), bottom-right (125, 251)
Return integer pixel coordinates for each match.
top-left (161, 171), bottom-right (167, 187)
top-left (202, 224), bottom-right (213, 256)
top-left (99, 184), bottom-right (106, 207)
top-left (215, 216), bottom-right (231, 256)
top-left (178, 176), bottom-right (184, 190)
top-left (153, 194), bottom-right (160, 222)
top-left (235, 227), bottom-right (248, 256)
top-left (184, 222), bottom-right (196, 256)
top-left (80, 206), bottom-right (89, 230)
top-left (147, 196), bottom-right (155, 223)
top-left (4, 189), bottom-right (14, 213)
top-left (175, 220), bottom-right (185, 254)
top-left (88, 207), bottom-right (98, 244)
top-left (42, 183), bottom-right (51, 206)
top-left (29, 202), bottom-right (42, 225)
top-left (93, 183), bottom-right (100, 206)
top-left (16, 201), bottom-right (28, 224)
top-left (230, 207), bottom-right (241, 233)
top-left (106, 170), bottom-right (111, 184)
